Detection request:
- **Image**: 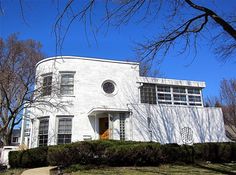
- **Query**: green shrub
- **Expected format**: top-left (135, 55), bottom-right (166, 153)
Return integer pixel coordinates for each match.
top-left (194, 142), bottom-right (233, 163)
top-left (9, 151), bottom-right (23, 168)
top-left (9, 141), bottom-right (236, 168)
top-left (105, 143), bottom-right (162, 166)
top-left (21, 146), bottom-right (48, 168)
top-left (9, 146), bottom-right (48, 168)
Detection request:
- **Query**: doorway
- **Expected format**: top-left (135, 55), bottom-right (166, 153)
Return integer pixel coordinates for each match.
top-left (99, 117), bottom-right (109, 140)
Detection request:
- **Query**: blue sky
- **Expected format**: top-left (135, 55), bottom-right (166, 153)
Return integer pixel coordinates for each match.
top-left (0, 0), bottom-right (235, 99)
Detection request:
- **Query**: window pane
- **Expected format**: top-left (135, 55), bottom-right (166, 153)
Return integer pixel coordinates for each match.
top-left (188, 95), bottom-right (201, 102)
top-left (173, 87), bottom-right (186, 93)
top-left (188, 88), bottom-right (200, 94)
top-left (61, 74), bottom-right (74, 85)
top-left (157, 86), bottom-right (170, 92)
top-left (174, 102), bottom-right (187, 105)
top-left (157, 93), bottom-right (171, 100)
top-left (158, 101), bottom-right (172, 104)
top-left (173, 94), bottom-right (187, 101)
top-left (38, 119), bottom-right (49, 147)
top-left (57, 118), bottom-right (72, 144)
top-left (42, 75), bottom-right (52, 96)
top-left (60, 74), bottom-right (74, 95)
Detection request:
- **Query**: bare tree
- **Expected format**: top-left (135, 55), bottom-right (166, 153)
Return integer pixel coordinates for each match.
top-left (53, 0), bottom-right (236, 62)
top-left (0, 34), bottom-right (44, 145)
top-left (220, 79), bottom-right (236, 141)
top-left (0, 34), bottom-right (72, 146)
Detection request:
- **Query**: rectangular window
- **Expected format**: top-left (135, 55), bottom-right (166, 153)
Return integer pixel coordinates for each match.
top-left (158, 101), bottom-right (172, 104)
top-left (188, 88), bottom-right (201, 94)
top-left (120, 114), bottom-right (125, 141)
top-left (60, 74), bottom-right (74, 95)
top-left (157, 86), bottom-right (171, 92)
top-left (157, 93), bottom-right (171, 101)
top-left (140, 83), bottom-right (157, 104)
top-left (173, 87), bottom-right (186, 93)
top-left (57, 118), bottom-right (72, 144)
top-left (12, 137), bottom-right (18, 143)
top-left (188, 95), bottom-right (201, 102)
top-left (189, 103), bottom-right (202, 106)
top-left (174, 102), bottom-right (187, 105)
top-left (38, 118), bottom-right (49, 147)
top-left (174, 94), bottom-right (187, 101)
top-left (42, 75), bottom-right (52, 96)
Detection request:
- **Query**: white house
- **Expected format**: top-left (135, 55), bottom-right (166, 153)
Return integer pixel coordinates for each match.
top-left (21, 56), bottom-right (228, 148)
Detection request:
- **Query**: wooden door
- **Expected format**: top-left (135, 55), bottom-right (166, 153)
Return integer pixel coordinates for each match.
top-left (99, 117), bottom-right (109, 140)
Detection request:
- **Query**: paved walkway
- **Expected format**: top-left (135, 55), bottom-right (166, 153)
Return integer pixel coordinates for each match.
top-left (21, 166), bottom-right (56, 175)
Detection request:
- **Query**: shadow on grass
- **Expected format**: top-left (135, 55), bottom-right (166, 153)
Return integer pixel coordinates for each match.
top-left (194, 163), bottom-right (236, 175)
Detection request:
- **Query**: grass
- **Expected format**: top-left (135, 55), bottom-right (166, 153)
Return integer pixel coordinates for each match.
top-left (64, 163), bottom-right (236, 175)
top-left (0, 168), bottom-right (26, 175)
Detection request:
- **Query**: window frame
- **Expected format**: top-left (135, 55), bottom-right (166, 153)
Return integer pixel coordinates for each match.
top-left (140, 83), bottom-right (157, 104)
top-left (59, 72), bottom-right (75, 96)
top-left (38, 117), bottom-right (49, 147)
top-left (56, 116), bottom-right (73, 145)
top-left (42, 73), bottom-right (52, 96)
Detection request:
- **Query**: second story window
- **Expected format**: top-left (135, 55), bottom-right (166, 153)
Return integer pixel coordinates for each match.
top-left (42, 74), bottom-right (52, 96)
top-left (60, 73), bottom-right (74, 95)
top-left (140, 83), bottom-right (156, 104)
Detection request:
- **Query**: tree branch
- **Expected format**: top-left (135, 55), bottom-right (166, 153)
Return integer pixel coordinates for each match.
top-left (185, 0), bottom-right (236, 40)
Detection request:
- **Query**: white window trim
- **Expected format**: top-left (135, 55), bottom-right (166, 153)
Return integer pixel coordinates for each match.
top-left (56, 115), bottom-right (74, 144)
top-left (59, 71), bottom-right (76, 97)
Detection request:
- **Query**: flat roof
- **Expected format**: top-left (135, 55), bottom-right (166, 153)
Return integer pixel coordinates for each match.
top-left (138, 76), bottom-right (206, 88)
top-left (36, 56), bottom-right (139, 67)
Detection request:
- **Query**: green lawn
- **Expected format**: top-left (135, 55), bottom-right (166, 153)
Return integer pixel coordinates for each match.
top-left (66, 163), bottom-right (236, 175)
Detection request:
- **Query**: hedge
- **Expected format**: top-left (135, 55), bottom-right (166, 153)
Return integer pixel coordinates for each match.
top-left (9, 146), bottom-right (48, 168)
top-left (9, 141), bottom-right (236, 168)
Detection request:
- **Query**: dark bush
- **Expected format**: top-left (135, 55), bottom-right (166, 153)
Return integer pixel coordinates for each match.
top-left (9, 141), bottom-right (236, 168)
top-left (9, 151), bottom-right (23, 168)
top-left (193, 142), bottom-right (233, 163)
top-left (21, 146), bottom-right (48, 168)
top-left (9, 146), bottom-right (48, 168)
top-left (105, 143), bottom-right (162, 166)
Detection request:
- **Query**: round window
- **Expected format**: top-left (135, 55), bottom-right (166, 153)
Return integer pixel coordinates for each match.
top-left (102, 81), bottom-right (115, 94)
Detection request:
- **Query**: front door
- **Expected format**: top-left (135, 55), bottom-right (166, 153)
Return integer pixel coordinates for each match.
top-left (99, 117), bottom-right (109, 140)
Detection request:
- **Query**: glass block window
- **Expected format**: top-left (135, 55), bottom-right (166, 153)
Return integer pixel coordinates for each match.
top-left (42, 75), bottom-right (52, 96)
top-left (173, 87), bottom-right (186, 93)
top-left (38, 118), bottom-right (49, 147)
top-left (157, 93), bottom-right (171, 101)
top-left (188, 95), bottom-right (201, 102)
top-left (157, 86), bottom-right (171, 92)
top-left (57, 118), bottom-right (72, 144)
top-left (120, 114), bottom-right (125, 141)
top-left (60, 74), bottom-right (74, 95)
top-left (188, 88), bottom-right (201, 94)
top-left (140, 83), bottom-right (157, 104)
top-left (174, 94), bottom-right (187, 101)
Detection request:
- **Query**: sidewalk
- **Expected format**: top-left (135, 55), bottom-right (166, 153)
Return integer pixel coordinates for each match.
top-left (21, 166), bottom-right (56, 175)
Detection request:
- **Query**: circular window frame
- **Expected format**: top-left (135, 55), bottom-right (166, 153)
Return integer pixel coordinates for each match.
top-left (101, 80), bottom-right (118, 96)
